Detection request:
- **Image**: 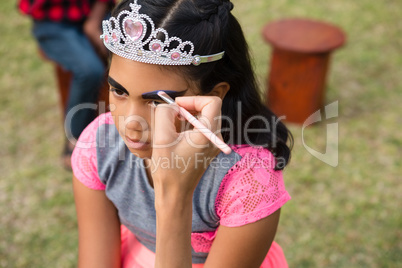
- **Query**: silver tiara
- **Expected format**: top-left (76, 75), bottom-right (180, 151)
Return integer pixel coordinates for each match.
top-left (100, 0), bottom-right (225, 66)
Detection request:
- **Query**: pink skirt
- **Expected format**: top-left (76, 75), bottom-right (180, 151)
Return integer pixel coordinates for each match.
top-left (121, 225), bottom-right (288, 268)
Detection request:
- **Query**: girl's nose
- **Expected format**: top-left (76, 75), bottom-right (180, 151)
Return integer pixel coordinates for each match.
top-left (124, 113), bottom-right (149, 132)
top-left (116, 102), bottom-right (150, 132)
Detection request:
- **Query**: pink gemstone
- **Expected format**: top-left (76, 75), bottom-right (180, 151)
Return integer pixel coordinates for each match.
top-left (124, 19), bottom-right (143, 41)
top-left (151, 43), bottom-right (162, 52)
top-left (171, 52), bottom-right (180, 61)
top-left (112, 32), bottom-right (118, 42)
top-left (104, 35), bottom-right (109, 43)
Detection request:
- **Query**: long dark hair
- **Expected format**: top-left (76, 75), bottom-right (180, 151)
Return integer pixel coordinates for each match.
top-left (112, 0), bottom-right (293, 169)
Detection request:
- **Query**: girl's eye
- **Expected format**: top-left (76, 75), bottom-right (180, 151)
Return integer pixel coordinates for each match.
top-left (110, 88), bottom-right (128, 98)
top-left (148, 100), bottom-right (164, 107)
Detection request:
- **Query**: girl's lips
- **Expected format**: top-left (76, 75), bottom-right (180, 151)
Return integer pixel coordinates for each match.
top-left (125, 136), bottom-right (150, 150)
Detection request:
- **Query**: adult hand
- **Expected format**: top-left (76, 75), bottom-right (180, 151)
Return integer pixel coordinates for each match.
top-left (83, 2), bottom-right (109, 61)
top-left (150, 96), bottom-right (223, 203)
top-left (151, 96), bottom-right (223, 268)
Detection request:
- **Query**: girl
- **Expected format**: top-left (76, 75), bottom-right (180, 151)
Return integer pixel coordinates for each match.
top-left (72, 0), bottom-right (293, 267)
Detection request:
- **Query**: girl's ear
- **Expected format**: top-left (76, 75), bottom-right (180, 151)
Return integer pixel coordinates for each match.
top-left (207, 82), bottom-right (230, 100)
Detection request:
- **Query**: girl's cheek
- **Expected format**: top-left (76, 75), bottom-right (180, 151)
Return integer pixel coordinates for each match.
top-left (110, 106), bottom-right (125, 135)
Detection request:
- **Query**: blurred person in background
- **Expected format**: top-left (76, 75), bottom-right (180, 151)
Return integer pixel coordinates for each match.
top-left (18, 0), bottom-right (116, 169)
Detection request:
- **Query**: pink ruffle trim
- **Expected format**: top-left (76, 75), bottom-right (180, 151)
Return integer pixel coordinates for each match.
top-left (121, 225), bottom-right (205, 268)
top-left (121, 225), bottom-right (288, 268)
top-left (191, 231), bottom-right (217, 253)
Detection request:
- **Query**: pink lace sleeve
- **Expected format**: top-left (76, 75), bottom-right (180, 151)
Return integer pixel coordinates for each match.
top-left (71, 114), bottom-right (110, 190)
top-left (215, 146), bottom-right (291, 227)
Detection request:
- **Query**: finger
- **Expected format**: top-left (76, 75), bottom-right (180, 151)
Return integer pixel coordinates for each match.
top-left (175, 96), bottom-right (222, 131)
top-left (175, 96), bottom-right (224, 148)
top-left (153, 104), bottom-right (180, 147)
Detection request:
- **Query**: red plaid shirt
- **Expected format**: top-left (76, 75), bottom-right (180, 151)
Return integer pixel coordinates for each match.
top-left (19, 0), bottom-right (115, 22)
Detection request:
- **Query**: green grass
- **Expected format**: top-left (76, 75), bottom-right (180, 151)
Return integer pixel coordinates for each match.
top-left (1, 0), bottom-right (401, 267)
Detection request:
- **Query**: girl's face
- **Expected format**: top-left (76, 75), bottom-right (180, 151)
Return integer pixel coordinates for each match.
top-left (108, 55), bottom-right (198, 159)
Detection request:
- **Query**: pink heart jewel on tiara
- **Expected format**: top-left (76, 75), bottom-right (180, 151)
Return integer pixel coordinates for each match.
top-left (124, 19), bottom-right (143, 41)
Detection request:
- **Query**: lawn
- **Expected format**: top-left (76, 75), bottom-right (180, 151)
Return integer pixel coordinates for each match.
top-left (1, 0), bottom-right (401, 267)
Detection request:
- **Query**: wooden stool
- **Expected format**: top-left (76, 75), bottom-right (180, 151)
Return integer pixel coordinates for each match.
top-left (262, 18), bottom-right (346, 124)
top-left (39, 50), bottom-right (109, 118)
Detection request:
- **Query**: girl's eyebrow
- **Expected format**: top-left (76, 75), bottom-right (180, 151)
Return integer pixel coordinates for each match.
top-left (108, 76), bottom-right (129, 95)
top-left (141, 89), bottom-right (188, 100)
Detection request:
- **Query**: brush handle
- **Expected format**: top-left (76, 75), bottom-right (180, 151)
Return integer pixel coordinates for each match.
top-left (177, 106), bottom-right (232, 155)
